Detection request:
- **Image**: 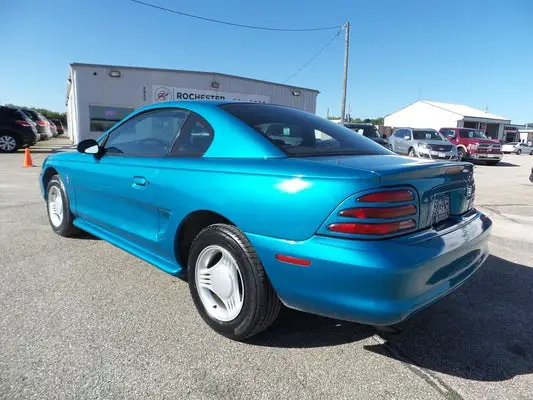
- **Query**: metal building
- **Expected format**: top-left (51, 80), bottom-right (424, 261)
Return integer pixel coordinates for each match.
top-left (65, 63), bottom-right (319, 143)
top-left (384, 101), bottom-right (511, 140)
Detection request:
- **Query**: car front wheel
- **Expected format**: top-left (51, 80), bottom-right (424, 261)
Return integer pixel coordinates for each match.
top-left (408, 148), bottom-right (416, 157)
top-left (188, 224), bottom-right (281, 341)
top-left (516, 149), bottom-right (522, 155)
top-left (46, 175), bottom-right (82, 237)
top-left (457, 147), bottom-right (467, 161)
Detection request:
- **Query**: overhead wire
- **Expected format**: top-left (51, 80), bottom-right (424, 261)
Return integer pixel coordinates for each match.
top-left (282, 28), bottom-right (343, 83)
top-left (129, 0), bottom-right (341, 32)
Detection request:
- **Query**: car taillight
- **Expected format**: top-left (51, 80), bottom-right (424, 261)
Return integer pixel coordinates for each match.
top-left (328, 220), bottom-right (416, 235)
top-left (325, 189), bottom-right (418, 237)
top-left (37, 120), bottom-right (48, 126)
top-left (15, 120), bottom-right (31, 127)
top-left (357, 190), bottom-right (413, 203)
top-left (339, 205), bottom-right (416, 219)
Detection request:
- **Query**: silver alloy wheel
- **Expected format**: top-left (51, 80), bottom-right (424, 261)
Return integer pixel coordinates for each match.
top-left (48, 186), bottom-right (64, 227)
top-left (0, 135), bottom-right (17, 151)
top-left (195, 245), bottom-right (245, 322)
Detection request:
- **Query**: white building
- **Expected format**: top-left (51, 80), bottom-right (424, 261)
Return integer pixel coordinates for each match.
top-left (384, 101), bottom-right (511, 140)
top-left (65, 63), bottom-right (319, 143)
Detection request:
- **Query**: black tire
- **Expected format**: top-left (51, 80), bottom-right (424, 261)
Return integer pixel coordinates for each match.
top-left (408, 147), bottom-right (416, 157)
top-left (516, 149), bottom-right (522, 155)
top-left (0, 133), bottom-right (20, 153)
top-left (530, 150), bottom-right (533, 156)
top-left (46, 175), bottom-right (82, 237)
top-left (188, 224), bottom-right (281, 341)
top-left (457, 147), bottom-right (467, 161)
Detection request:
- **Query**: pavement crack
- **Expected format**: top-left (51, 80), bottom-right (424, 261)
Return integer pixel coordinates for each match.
top-left (371, 334), bottom-right (464, 400)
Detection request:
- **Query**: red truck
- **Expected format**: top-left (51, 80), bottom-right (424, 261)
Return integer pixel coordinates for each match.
top-left (439, 127), bottom-right (503, 165)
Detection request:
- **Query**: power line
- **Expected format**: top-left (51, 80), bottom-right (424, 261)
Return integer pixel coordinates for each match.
top-left (129, 0), bottom-right (341, 32)
top-left (283, 29), bottom-right (342, 83)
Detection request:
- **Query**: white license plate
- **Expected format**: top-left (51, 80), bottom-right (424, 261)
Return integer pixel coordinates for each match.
top-left (432, 195), bottom-right (450, 224)
top-left (438, 152), bottom-right (446, 158)
top-left (488, 154), bottom-right (500, 158)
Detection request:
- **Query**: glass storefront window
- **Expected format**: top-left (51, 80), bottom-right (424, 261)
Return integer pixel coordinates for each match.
top-left (89, 105), bottom-right (135, 132)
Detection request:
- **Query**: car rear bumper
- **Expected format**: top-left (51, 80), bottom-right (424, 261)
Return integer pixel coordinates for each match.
top-left (246, 211), bottom-right (491, 325)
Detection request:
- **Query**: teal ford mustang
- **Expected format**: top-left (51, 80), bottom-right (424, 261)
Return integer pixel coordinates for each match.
top-left (40, 101), bottom-right (492, 340)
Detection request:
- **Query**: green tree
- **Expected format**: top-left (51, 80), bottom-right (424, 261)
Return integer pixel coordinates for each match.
top-left (5, 104), bottom-right (67, 126)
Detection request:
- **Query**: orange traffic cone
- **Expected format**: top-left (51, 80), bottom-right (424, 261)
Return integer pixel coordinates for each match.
top-left (23, 148), bottom-right (34, 168)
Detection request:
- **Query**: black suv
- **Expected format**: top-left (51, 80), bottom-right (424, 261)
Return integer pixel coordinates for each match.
top-left (343, 123), bottom-right (389, 147)
top-left (0, 106), bottom-right (39, 152)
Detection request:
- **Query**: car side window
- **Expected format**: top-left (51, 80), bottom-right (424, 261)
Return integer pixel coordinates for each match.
top-left (169, 113), bottom-right (214, 156)
top-left (104, 109), bottom-right (189, 157)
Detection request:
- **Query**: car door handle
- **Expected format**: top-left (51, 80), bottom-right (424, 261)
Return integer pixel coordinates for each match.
top-left (132, 176), bottom-right (149, 187)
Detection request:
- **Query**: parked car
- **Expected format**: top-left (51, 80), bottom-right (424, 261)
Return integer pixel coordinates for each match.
top-left (388, 127), bottom-right (458, 160)
top-left (20, 109), bottom-right (53, 140)
top-left (343, 123), bottom-right (389, 147)
top-left (48, 119), bottom-right (59, 137)
top-left (40, 101), bottom-right (491, 341)
top-left (0, 106), bottom-right (40, 152)
top-left (51, 119), bottom-right (65, 135)
top-left (502, 142), bottom-right (533, 155)
top-left (439, 128), bottom-right (502, 165)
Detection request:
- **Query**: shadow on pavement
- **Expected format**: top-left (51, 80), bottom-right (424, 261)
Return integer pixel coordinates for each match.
top-left (77, 232), bottom-right (101, 240)
top-left (487, 161), bottom-right (519, 167)
top-left (248, 308), bottom-right (373, 348)
top-left (365, 254), bottom-right (533, 381)
top-left (251, 255), bottom-right (533, 382)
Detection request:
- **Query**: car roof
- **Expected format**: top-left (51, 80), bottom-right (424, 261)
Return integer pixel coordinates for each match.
top-left (101, 100), bottom-right (288, 159)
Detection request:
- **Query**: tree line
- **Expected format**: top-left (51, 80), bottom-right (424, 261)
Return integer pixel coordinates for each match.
top-left (327, 116), bottom-right (385, 125)
top-left (5, 104), bottom-right (67, 126)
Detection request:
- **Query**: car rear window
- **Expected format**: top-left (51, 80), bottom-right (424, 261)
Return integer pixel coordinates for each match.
top-left (219, 103), bottom-right (390, 157)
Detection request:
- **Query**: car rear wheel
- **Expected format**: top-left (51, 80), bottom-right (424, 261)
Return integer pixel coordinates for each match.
top-left (530, 150), bottom-right (533, 155)
top-left (188, 224), bottom-right (281, 341)
top-left (0, 134), bottom-right (19, 153)
top-left (46, 175), bottom-right (82, 237)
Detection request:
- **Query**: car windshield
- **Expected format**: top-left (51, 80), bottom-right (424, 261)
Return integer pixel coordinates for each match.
top-left (459, 129), bottom-right (488, 139)
top-left (413, 130), bottom-right (443, 141)
top-left (219, 104), bottom-right (391, 157)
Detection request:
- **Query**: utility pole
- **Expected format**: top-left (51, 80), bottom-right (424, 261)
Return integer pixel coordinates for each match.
top-left (340, 21), bottom-right (350, 124)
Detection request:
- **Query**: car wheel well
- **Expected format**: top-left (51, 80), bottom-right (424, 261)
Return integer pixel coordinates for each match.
top-left (42, 167), bottom-right (59, 195)
top-left (175, 210), bottom-right (233, 268)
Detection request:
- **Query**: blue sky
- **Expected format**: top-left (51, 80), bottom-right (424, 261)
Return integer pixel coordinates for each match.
top-left (1, 0), bottom-right (532, 122)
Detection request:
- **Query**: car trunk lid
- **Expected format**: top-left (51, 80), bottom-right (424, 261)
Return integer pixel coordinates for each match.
top-left (301, 154), bottom-right (475, 231)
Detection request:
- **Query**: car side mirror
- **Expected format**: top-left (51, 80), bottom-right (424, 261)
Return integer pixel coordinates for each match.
top-left (404, 135), bottom-right (410, 140)
top-left (77, 139), bottom-right (101, 155)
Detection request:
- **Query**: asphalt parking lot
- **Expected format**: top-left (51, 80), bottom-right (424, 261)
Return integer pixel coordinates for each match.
top-left (1, 139), bottom-right (532, 400)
